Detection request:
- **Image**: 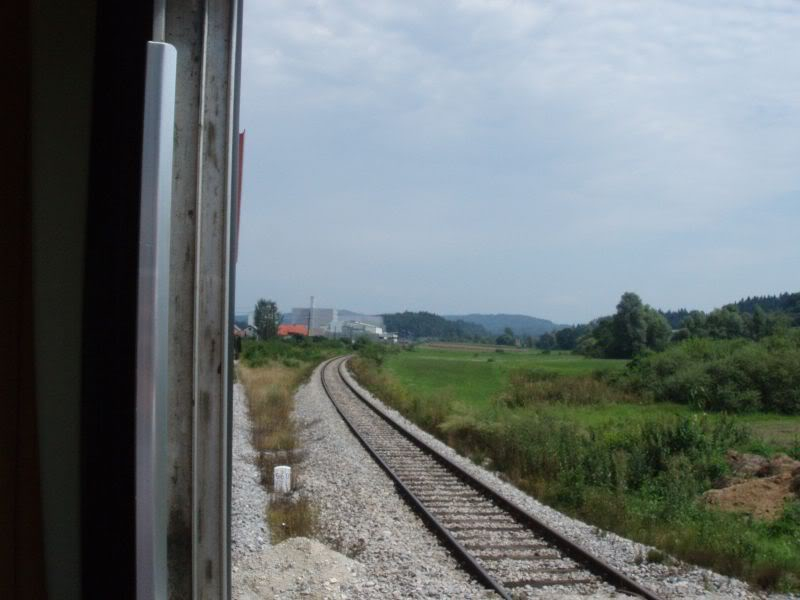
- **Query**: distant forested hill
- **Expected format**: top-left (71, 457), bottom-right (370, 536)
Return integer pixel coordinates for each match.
top-left (445, 313), bottom-right (563, 337)
top-left (659, 292), bottom-right (800, 328)
top-left (383, 311), bottom-right (488, 341)
top-left (732, 292), bottom-right (800, 324)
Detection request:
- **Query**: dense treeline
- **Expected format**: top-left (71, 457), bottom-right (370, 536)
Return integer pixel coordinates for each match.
top-left (382, 311), bottom-right (488, 341)
top-left (677, 305), bottom-right (788, 341)
top-left (660, 292), bottom-right (800, 330)
top-left (733, 292), bottom-right (800, 324)
top-left (536, 324), bottom-right (591, 351)
top-left (542, 290), bottom-right (799, 355)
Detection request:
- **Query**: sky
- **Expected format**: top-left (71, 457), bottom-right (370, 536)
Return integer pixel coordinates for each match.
top-left (236, 0), bottom-right (800, 324)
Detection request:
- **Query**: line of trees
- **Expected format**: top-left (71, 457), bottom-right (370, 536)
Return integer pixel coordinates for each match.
top-left (677, 305), bottom-right (788, 341)
top-left (536, 324), bottom-right (591, 351)
top-left (540, 291), bottom-right (797, 359)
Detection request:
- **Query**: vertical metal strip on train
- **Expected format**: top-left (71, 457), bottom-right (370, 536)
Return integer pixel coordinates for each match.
top-left (136, 40), bottom-right (177, 600)
top-left (161, 0), bottom-right (242, 598)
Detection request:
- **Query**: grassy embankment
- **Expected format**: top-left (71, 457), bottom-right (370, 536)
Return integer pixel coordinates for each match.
top-left (351, 342), bottom-right (800, 591)
top-left (237, 337), bottom-right (347, 542)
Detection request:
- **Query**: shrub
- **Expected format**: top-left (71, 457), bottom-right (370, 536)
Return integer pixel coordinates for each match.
top-left (626, 332), bottom-right (800, 414)
top-left (241, 336), bottom-right (347, 368)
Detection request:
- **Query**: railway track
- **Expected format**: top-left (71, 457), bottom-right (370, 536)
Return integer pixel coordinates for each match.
top-left (320, 356), bottom-right (664, 600)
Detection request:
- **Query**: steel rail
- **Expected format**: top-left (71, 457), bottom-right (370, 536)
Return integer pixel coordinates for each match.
top-left (332, 356), bottom-right (665, 600)
top-left (320, 357), bottom-right (513, 599)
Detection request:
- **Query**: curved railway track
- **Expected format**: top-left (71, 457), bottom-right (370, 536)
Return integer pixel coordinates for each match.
top-left (320, 356), bottom-right (664, 600)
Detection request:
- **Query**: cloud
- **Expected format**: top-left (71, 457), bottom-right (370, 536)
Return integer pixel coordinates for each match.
top-left (237, 0), bottom-right (800, 322)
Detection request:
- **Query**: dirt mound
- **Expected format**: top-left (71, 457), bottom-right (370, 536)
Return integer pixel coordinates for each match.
top-left (755, 453), bottom-right (800, 477)
top-left (704, 473), bottom-right (795, 520)
top-left (705, 452), bottom-right (800, 521)
top-left (725, 450), bottom-right (768, 477)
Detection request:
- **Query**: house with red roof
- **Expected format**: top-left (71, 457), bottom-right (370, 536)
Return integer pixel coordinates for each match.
top-left (277, 324), bottom-right (308, 337)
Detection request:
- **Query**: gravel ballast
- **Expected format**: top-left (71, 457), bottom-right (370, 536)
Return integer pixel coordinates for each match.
top-left (231, 381), bottom-right (270, 563)
top-left (295, 363), bottom-right (497, 599)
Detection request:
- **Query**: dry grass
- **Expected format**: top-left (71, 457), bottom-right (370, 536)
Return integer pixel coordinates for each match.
top-left (238, 362), bottom-right (315, 479)
top-left (268, 496), bottom-right (319, 544)
top-left (238, 360), bottom-right (321, 542)
top-left (240, 363), bottom-right (301, 444)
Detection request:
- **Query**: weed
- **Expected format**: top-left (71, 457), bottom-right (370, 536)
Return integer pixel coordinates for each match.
top-left (497, 369), bottom-right (642, 408)
top-left (268, 496), bottom-right (318, 544)
top-left (646, 549), bottom-right (669, 564)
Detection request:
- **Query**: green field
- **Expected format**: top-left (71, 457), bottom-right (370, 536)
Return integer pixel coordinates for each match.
top-left (387, 345), bottom-right (627, 408)
top-left (385, 344), bottom-right (800, 449)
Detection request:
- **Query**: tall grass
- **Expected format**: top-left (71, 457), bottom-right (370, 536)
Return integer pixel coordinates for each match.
top-left (238, 362), bottom-right (309, 485)
top-left (238, 338), bottom-right (345, 543)
top-left (498, 369), bottom-right (642, 408)
top-left (350, 353), bottom-right (800, 592)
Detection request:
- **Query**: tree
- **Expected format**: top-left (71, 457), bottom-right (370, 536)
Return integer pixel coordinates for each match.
top-left (683, 311), bottom-right (708, 338)
top-left (536, 332), bottom-right (556, 350)
top-left (643, 307), bottom-right (672, 352)
top-left (750, 305), bottom-right (768, 340)
top-left (575, 293), bottom-right (672, 358)
top-left (495, 327), bottom-right (516, 346)
top-left (554, 325), bottom-right (588, 350)
top-left (705, 305), bottom-right (745, 339)
top-left (253, 298), bottom-right (280, 340)
top-left (609, 292), bottom-right (649, 358)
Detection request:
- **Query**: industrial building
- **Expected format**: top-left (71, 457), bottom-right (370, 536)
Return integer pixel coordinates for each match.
top-left (289, 307), bottom-right (337, 331)
top-left (341, 321), bottom-right (383, 340)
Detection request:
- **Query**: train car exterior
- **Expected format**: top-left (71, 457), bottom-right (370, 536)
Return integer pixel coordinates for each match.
top-left (8, 1), bottom-right (243, 598)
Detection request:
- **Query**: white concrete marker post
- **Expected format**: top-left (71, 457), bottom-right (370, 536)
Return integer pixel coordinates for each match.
top-left (274, 466), bottom-right (291, 494)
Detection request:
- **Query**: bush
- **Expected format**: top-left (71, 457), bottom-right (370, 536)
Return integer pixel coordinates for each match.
top-left (626, 332), bottom-right (800, 414)
top-left (241, 336), bottom-right (347, 368)
top-left (354, 338), bottom-right (392, 365)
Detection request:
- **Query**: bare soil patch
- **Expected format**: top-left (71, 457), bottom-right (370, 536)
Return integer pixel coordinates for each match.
top-left (704, 452), bottom-right (800, 521)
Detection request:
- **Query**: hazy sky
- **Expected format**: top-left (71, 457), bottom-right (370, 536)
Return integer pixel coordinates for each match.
top-left (236, 0), bottom-right (800, 324)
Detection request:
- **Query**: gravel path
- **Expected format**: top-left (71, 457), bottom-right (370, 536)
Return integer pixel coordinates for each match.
top-left (231, 382), bottom-right (270, 561)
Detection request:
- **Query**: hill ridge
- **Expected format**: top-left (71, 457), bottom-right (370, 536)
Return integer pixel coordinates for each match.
top-left (444, 313), bottom-right (565, 337)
